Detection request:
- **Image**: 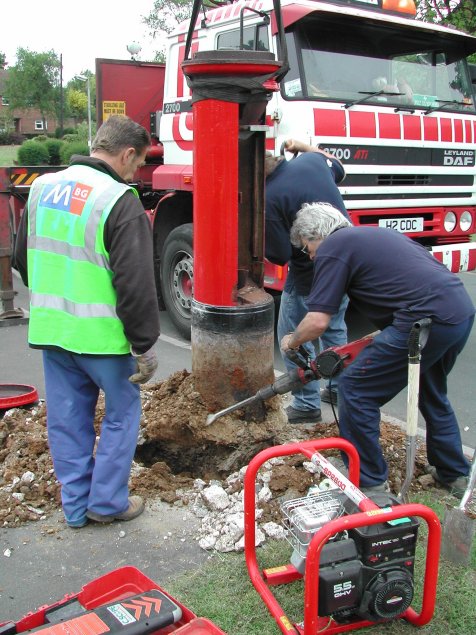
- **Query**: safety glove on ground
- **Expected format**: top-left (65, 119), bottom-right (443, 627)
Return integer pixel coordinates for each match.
top-left (129, 346), bottom-right (158, 384)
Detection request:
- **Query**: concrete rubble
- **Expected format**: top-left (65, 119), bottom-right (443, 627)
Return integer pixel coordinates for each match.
top-left (183, 458), bottom-right (314, 553)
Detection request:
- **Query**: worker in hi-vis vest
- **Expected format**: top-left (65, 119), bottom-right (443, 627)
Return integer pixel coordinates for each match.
top-left (14, 115), bottom-right (160, 528)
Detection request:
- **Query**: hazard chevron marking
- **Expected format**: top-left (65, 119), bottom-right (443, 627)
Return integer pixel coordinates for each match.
top-left (120, 602), bottom-right (142, 620)
top-left (129, 600), bottom-right (151, 618)
top-left (11, 174), bottom-right (26, 185)
top-left (11, 172), bottom-right (40, 186)
top-left (121, 596), bottom-right (162, 619)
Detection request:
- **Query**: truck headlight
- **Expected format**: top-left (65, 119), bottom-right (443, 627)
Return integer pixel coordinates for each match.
top-left (459, 211), bottom-right (473, 232)
top-left (444, 211), bottom-right (457, 232)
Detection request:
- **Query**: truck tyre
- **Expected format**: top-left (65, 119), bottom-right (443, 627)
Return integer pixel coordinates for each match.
top-left (160, 223), bottom-right (193, 340)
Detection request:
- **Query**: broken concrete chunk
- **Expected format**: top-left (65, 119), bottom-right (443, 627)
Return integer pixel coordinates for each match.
top-left (257, 485), bottom-right (272, 503)
top-left (198, 535), bottom-right (217, 550)
top-left (261, 522), bottom-right (286, 540)
top-left (200, 484), bottom-right (230, 511)
top-left (21, 472), bottom-right (35, 484)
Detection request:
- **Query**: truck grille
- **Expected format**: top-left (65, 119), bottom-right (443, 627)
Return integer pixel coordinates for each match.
top-left (377, 175), bottom-right (430, 186)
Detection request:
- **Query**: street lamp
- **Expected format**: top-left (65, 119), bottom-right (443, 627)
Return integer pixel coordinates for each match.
top-left (75, 75), bottom-right (92, 150)
top-left (127, 42), bottom-right (142, 60)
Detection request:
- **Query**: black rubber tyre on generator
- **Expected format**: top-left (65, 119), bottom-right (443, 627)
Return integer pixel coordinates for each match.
top-left (160, 223), bottom-right (194, 340)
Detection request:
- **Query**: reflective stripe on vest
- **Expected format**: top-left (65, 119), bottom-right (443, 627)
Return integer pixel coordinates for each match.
top-left (27, 164), bottom-right (137, 354)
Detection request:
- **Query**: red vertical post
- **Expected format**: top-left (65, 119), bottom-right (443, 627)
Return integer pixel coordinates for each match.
top-left (193, 99), bottom-right (239, 306)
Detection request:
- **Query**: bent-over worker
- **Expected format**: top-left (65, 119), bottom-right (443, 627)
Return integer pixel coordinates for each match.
top-left (280, 202), bottom-right (474, 496)
top-left (14, 115), bottom-right (160, 527)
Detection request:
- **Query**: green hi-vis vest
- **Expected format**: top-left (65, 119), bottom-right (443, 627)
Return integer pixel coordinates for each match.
top-left (27, 164), bottom-right (137, 354)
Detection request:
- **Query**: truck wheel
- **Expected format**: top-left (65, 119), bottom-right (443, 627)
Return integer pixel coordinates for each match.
top-left (161, 223), bottom-right (193, 340)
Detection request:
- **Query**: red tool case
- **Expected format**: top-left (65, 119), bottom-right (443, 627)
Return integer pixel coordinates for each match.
top-left (0, 566), bottom-right (225, 635)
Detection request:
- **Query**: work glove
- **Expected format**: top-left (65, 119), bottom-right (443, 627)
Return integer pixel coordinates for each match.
top-left (129, 346), bottom-right (158, 384)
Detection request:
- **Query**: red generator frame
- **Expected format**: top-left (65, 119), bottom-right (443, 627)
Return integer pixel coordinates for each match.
top-left (243, 438), bottom-right (441, 635)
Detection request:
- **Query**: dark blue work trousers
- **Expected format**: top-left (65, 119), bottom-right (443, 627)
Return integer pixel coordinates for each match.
top-left (338, 316), bottom-right (473, 487)
top-left (43, 350), bottom-right (141, 527)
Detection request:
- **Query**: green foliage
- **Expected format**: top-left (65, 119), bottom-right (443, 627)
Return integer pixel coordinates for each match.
top-left (0, 112), bottom-right (15, 136)
top-left (143, 0), bottom-right (193, 37)
top-left (0, 131), bottom-right (25, 145)
top-left (17, 140), bottom-right (50, 165)
top-left (65, 73), bottom-right (97, 123)
top-left (66, 88), bottom-right (88, 119)
top-left (32, 134), bottom-right (49, 143)
top-left (45, 139), bottom-right (64, 165)
top-left (58, 123), bottom-right (95, 149)
top-left (0, 145), bottom-right (20, 166)
top-left (62, 133), bottom-right (80, 143)
top-left (4, 48), bottom-right (61, 122)
top-left (75, 121), bottom-right (96, 142)
top-left (143, 0), bottom-right (225, 60)
top-left (60, 141), bottom-right (89, 164)
top-left (54, 126), bottom-right (74, 138)
top-left (154, 50), bottom-right (167, 64)
top-left (67, 72), bottom-right (96, 98)
top-left (0, 51), bottom-right (6, 69)
top-left (142, 0), bottom-right (197, 61)
top-left (416, 0), bottom-right (476, 36)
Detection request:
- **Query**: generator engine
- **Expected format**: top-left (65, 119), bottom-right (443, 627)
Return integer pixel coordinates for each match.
top-left (281, 491), bottom-right (419, 623)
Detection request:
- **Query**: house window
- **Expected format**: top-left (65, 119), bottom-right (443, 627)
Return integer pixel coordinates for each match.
top-left (1, 96), bottom-right (8, 106)
top-left (35, 120), bottom-right (47, 130)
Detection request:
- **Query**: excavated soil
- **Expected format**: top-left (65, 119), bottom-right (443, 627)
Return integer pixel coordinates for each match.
top-left (0, 369), bottom-right (449, 528)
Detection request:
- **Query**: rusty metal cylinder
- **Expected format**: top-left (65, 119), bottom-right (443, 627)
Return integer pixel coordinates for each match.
top-left (191, 296), bottom-right (275, 413)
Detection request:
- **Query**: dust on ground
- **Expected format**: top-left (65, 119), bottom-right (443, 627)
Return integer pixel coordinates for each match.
top-left (0, 369), bottom-right (446, 528)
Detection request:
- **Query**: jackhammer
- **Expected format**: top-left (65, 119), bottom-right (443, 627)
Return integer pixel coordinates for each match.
top-left (205, 332), bottom-right (377, 425)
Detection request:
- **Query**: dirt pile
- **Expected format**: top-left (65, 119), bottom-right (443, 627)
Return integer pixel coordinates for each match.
top-left (0, 370), bottom-right (439, 529)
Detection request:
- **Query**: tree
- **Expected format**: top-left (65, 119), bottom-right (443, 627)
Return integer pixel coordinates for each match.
top-left (143, 0), bottom-right (193, 37)
top-left (0, 52), bottom-right (6, 69)
top-left (4, 48), bottom-right (61, 129)
top-left (66, 72), bottom-right (97, 123)
top-left (416, 1), bottom-right (476, 35)
top-left (66, 89), bottom-right (88, 120)
top-left (143, 0), bottom-right (194, 59)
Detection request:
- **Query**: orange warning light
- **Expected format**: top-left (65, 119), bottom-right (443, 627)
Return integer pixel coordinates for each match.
top-left (383, 0), bottom-right (417, 16)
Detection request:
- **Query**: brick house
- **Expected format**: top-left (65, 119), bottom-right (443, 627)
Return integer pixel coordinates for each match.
top-left (0, 69), bottom-right (74, 136)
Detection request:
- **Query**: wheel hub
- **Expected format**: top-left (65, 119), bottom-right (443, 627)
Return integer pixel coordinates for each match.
top-left (172, 256), bottom-right (193, 311)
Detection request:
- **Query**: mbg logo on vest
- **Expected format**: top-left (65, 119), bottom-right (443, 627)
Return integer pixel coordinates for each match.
top-left (41, 181), bottom-right (93, 215)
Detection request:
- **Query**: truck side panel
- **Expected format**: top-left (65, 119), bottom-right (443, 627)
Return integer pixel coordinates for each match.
top-left (95, 59), bottom-right (166, 132)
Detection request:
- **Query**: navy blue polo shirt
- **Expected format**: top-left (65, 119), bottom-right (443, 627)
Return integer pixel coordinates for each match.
top-left (265, 152), bottom-right (349, 295)
top-left (306, 226), bottom-right (475, 330)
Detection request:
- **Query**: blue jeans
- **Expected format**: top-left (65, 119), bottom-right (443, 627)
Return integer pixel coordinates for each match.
top-left (338, 317), bottom-right (473, 487)
top-left (43, 350), bottom-right (141, 526)
top-left (277, 283), bottom-right (349, 411)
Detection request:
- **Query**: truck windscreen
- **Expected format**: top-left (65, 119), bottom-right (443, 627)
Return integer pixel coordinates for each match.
top-left (282, 14), bottom-right (475, 113)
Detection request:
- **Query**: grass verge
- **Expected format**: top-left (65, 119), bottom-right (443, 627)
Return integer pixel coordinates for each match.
top-left (168, 491), bottom-right (475, 635)
top-left (0, 145), bottom-right (19, 166)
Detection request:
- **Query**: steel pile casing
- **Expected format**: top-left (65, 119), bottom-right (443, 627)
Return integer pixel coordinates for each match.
top-left (191, 300), bottom-right (274, 412)
top-left (182, 51), bottom-right (281, 411)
